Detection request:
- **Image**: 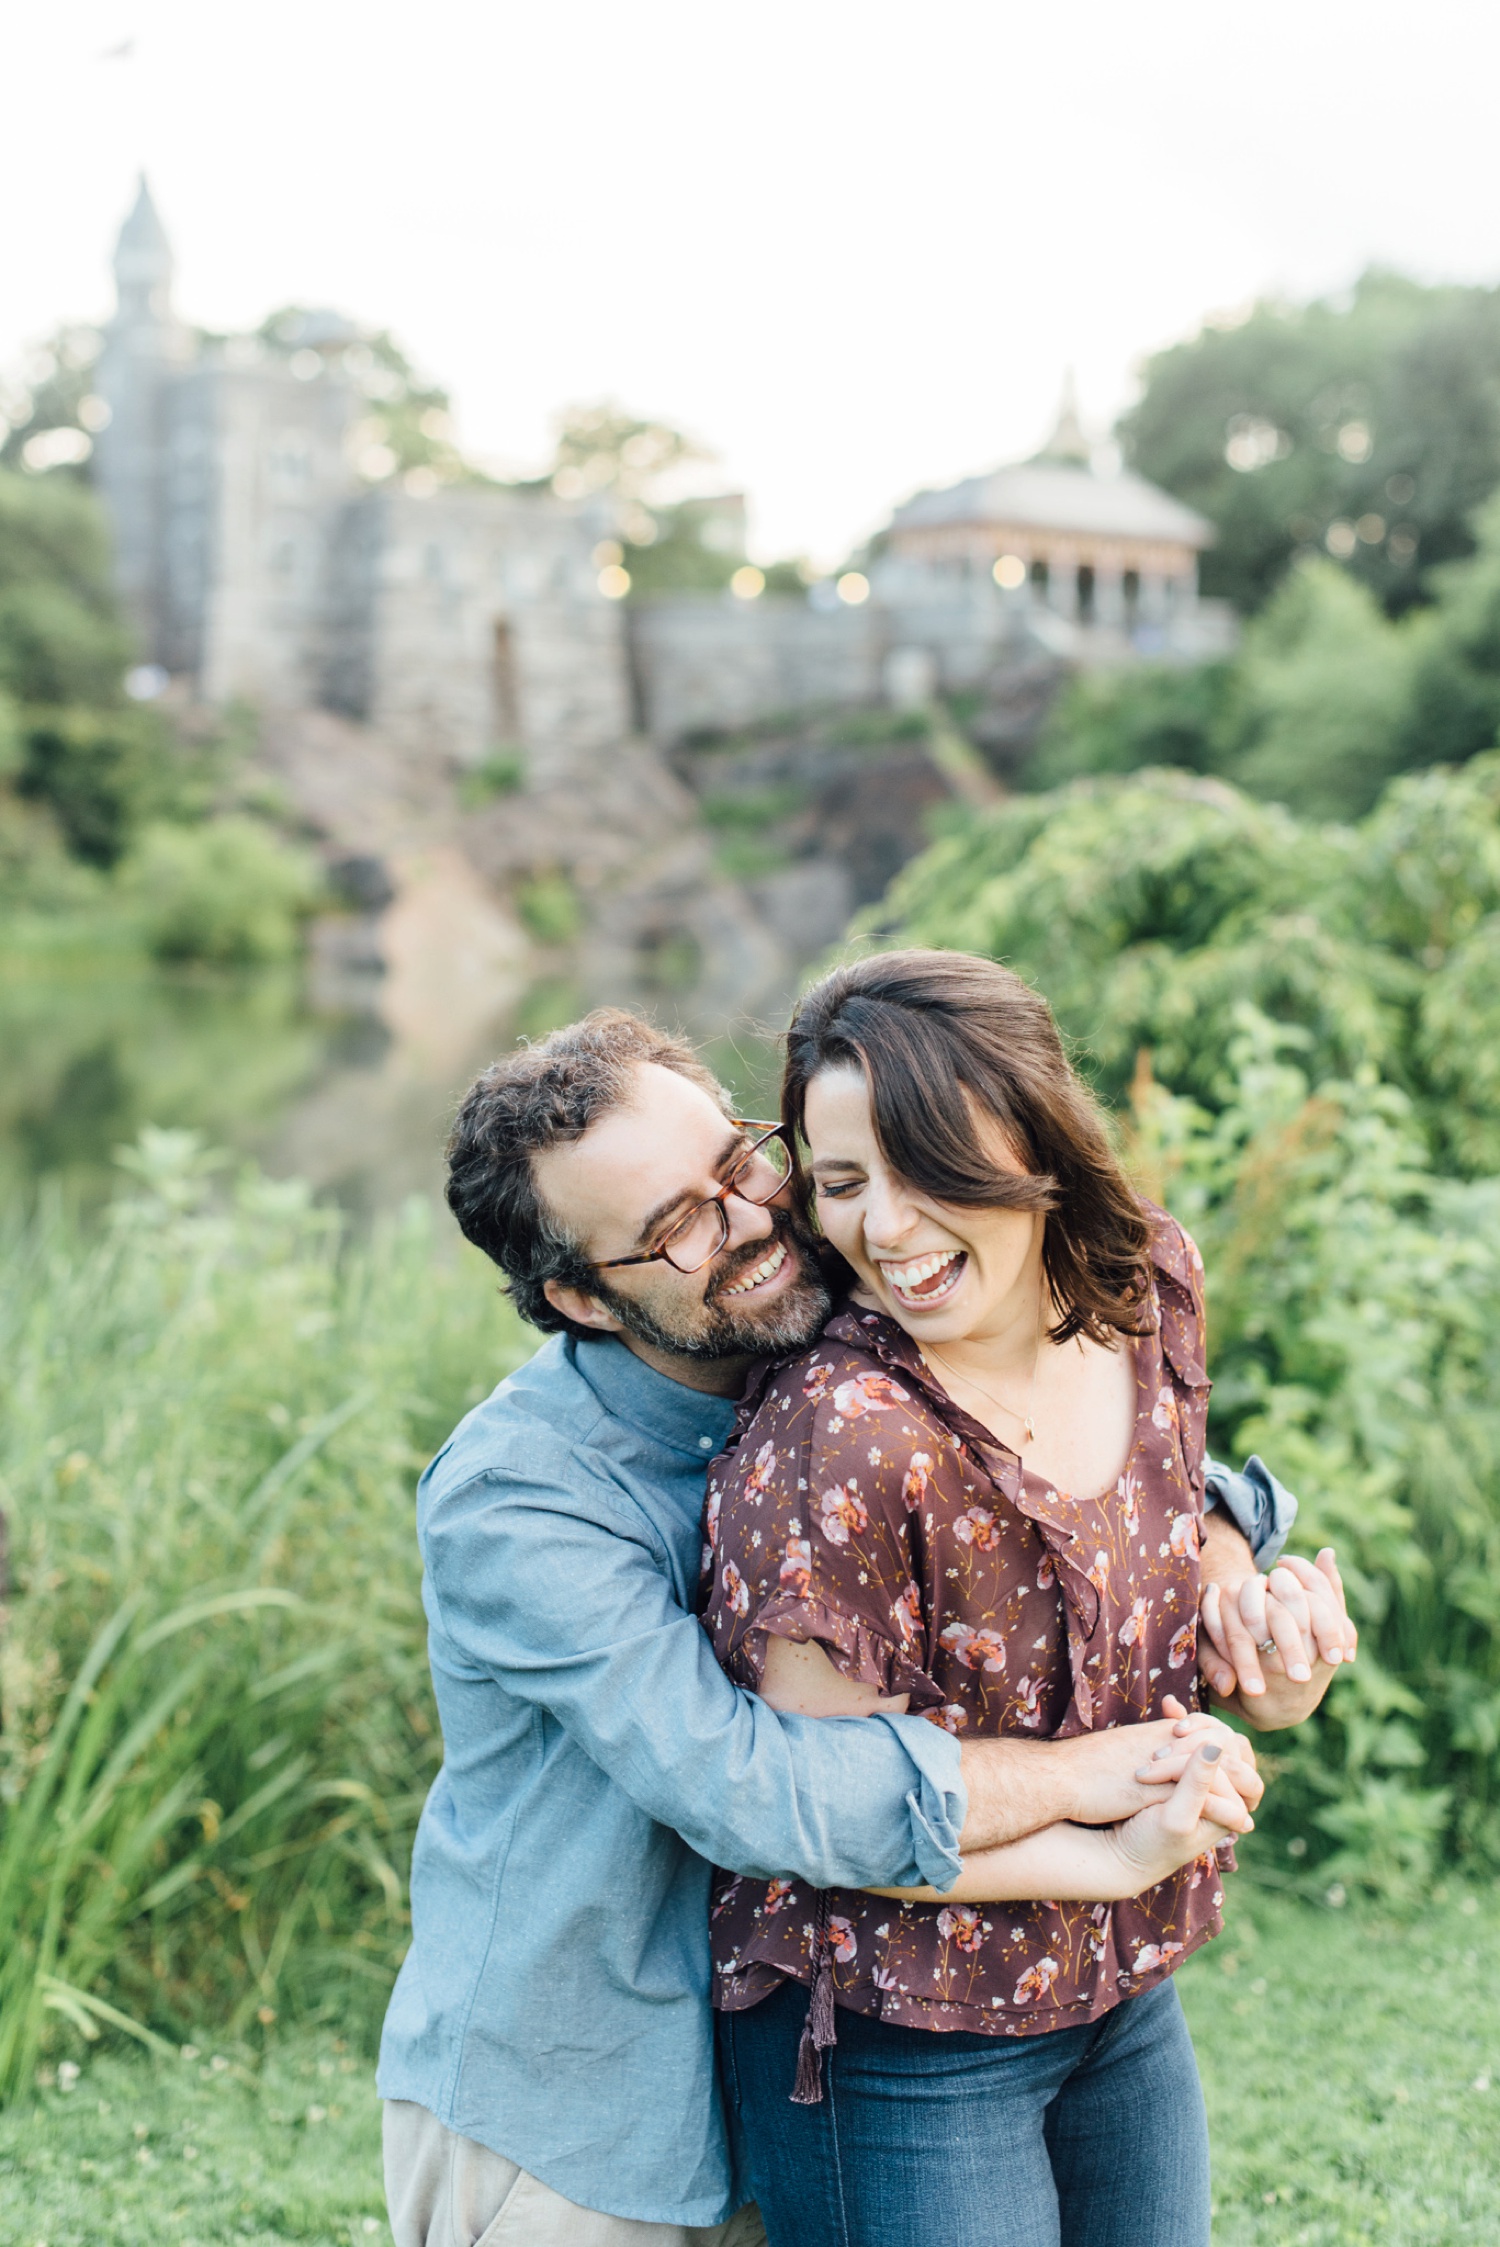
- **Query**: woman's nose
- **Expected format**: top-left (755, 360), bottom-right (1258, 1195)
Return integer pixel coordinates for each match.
top-left (862, 1176), bottom-right (919, 1252)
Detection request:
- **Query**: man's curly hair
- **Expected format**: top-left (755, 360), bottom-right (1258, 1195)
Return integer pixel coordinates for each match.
top-left (445, 1009), bottom-right (728, 1339)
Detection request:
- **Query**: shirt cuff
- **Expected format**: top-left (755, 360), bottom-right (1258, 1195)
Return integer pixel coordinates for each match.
top-left (1203, 1452), bottom-right (1298, 1571)
top-left (869, 1712), bottom-right (966, 1891)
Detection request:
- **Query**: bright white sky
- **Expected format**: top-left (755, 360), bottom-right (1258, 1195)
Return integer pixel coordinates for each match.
top-left (5, 0), bottom-right (1500, 565)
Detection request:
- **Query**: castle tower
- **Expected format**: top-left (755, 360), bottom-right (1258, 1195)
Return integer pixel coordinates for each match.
top-left (93, 176), bottom-right (190, 658)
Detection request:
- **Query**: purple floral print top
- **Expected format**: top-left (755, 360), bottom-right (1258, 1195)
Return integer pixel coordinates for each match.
top-left (700, 1205), bottom-right (1229, 2037)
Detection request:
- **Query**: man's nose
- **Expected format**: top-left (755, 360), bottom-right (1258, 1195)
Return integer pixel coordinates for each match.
top-left (723, 1191), bottom-right (776, 1250)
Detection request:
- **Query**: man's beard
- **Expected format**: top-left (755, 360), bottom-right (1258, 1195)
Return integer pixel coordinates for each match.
top-left (591, 1206), bottom-right (832, 1363)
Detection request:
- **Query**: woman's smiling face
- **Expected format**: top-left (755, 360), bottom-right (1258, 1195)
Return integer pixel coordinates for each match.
top-left (803, 1063), bottom-right (1044, 1344)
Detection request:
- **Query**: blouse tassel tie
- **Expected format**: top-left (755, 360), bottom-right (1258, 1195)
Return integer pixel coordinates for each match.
top-left (790, 1890), bottom-right (839, 2105)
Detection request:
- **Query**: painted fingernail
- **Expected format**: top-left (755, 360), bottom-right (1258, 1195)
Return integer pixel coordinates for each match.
top-left (1202, 1744), bottom-right (1222, 1762)
top-left (1243, 1680), bottom-right (1266, 1695)
top-left (1291, 1664), bottom-right (1312, 1682)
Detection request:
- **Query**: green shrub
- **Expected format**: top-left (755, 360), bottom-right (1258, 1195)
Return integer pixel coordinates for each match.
top-left (122, 818), bottom-right (325, 965)
top-left (458, 749), bottom-right (525, 808)
top-left (515, 870), bottom-right (581, 946)
top-left (18, 706), bottom-right (175, 870)
top-left (875, 756), bottom-right (1500, 1893)
top-left (0, 1130), bottom-right (529, 2094)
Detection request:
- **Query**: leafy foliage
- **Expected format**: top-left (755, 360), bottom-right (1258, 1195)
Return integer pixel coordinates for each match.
top-left (0, 471), bottom-right (324, 958)
top-left (255, 310), bottom-right (480, 488)
top-left (1121, 269), bottom-right (1500, 615)
top-left (121, 819), bottom-right (325, 965)
top-left (0, 325), bottom-right (104, 479)
top-left (876, 757), bottom-right (1500, 1892)
top-left (0, 470), bottom-right (130, 710)
top-left (0, 1133), bottom-right (525, 2095)
top-left (1031, 495), bottom-right (1500, 818)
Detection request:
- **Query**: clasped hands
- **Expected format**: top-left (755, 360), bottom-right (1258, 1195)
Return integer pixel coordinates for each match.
top-left (1197, 1523), bottom-right (1358, 1726)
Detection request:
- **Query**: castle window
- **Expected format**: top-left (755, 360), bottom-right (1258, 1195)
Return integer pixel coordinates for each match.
top-left (269, 442), bottom-right (313, 491)
top-left (492, 619), bottom-right (521, 741)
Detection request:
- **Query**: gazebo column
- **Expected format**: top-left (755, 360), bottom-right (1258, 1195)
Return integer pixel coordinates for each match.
top-left (1137, 571), bottom-right (1168, 625)
top-left (1093, 563), bottom-right (1126, 629)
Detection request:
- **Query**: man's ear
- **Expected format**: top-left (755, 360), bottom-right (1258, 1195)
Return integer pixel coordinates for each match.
top-left (543, 1278), bottom-right (625, 1335)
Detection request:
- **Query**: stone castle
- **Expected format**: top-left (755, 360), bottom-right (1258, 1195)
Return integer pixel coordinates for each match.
top-left (92, 179), bottom-right (1229, 796)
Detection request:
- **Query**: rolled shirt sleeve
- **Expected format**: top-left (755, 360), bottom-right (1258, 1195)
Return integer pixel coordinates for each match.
top-left (1203, 1452), bottom-right (1299, 1571)
top-left (422, 1463), bottom-right (964, 1892)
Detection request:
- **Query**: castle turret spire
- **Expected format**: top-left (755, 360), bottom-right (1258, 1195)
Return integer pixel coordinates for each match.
top-left (95, 178), bottom-right (188, 662)
top-left (112, 174), bottom-right (175, 323)
top-left (1033, 371), bottom-right (1090, 467)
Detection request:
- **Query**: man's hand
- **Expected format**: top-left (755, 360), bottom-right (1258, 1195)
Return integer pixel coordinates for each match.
top-left (956, 1699), bottom-right (1259, 1850)
top-left (1200, 1548), bottom-right (1357, 1727)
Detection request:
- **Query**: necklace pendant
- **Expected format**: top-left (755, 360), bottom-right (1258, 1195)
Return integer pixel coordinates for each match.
top-left (1024, 1416), bottom-right (1036, 1446)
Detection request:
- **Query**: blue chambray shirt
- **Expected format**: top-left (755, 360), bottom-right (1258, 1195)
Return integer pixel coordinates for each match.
top-left (377, 1333), bottom-right (967, 2229)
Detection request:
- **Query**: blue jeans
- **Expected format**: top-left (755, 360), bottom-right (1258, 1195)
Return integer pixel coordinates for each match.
top-left (717, 1978), bottom-right (1211, 2247)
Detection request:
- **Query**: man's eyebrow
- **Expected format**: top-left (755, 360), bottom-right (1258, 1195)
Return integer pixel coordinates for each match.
top-left (631, 1127), bottom-right (747, 1251)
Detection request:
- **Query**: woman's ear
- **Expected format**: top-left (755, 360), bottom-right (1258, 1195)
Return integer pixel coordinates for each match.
top-left (543, 1279), bottom-right (624, 1335)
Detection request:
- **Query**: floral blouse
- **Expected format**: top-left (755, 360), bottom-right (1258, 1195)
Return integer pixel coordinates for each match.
top-left (700, 1205), bottom-right (1228, 2037)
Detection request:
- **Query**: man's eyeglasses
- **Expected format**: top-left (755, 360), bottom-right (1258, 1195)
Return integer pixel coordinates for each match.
top-left (589, 1121), bottom-right (794, 1276)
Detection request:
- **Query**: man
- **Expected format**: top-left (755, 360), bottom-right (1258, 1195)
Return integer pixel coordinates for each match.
top-left (378, 1010), bottom-right (1353, 2246)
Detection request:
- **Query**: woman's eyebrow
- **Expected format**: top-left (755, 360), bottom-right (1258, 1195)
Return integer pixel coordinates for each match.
top-left (809, 1154), bottom-right (863, 1174)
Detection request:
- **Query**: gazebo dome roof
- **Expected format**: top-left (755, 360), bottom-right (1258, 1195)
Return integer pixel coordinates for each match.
top-left (890, 459), bottom-right (1213, 549)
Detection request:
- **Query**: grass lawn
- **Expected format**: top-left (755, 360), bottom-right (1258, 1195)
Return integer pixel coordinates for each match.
top-left (2, 1886), bottom-right (1496, 2246)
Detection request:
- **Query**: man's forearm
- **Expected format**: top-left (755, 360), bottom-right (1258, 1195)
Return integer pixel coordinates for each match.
top-left (956, 1737), bottom-right (1087, 1850)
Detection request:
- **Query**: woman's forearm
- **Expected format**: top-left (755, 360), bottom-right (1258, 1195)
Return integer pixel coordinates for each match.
top-left (867, 1819), bottom-right (1138, 1905)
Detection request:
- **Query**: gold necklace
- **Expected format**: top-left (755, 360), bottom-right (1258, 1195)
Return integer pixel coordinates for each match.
top-left (923, 1298), bottom-right (1044, 1448)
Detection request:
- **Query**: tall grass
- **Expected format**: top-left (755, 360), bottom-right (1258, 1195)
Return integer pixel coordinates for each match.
top-left (0, 1131), bottom-right (529, 2100)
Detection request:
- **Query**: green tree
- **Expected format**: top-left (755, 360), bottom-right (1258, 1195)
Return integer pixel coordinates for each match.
top-left (1027, 661), bottom-right (1233, 792)
top-left (1220, 560), bottom-right (1417, 819)
top-left (1395, 491), bottom-right (1500, 771)
top-left (0, 469), bottom-right (130, 707)
top-left (256, 309), bottom-right (487, 487)
top-left (0, 324), bottom-right (103, 477)
top-left (1120, 270), bottom-right (1500, 615)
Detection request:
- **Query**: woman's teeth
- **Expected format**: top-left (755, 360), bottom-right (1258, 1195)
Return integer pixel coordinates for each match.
top-left (721, 1240), bottom-right (788, 1296)
top-left (881, 1250), bottom-right (965, 1304)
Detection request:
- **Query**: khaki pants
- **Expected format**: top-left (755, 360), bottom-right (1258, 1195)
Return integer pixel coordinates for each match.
top-left (383, 2099), bottom-right (768, 2247)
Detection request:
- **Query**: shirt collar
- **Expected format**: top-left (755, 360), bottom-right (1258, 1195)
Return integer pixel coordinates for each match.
top-left (568, 1334), bottom-right (740, 1460)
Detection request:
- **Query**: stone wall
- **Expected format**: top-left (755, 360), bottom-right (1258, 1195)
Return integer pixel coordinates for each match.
top-left (628, 595), bottom-right (885, 742)
top-left (337, 487), bottom-right (632, 784)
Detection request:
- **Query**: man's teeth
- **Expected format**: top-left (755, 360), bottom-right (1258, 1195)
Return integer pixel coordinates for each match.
top-left (882, 1251), bottom-right (962, 1297)
top-left (721, 1241), bottom-right (788, 1296)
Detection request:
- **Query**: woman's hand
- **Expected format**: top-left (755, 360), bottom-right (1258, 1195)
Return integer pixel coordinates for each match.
top-left (1127, 1695), bottom-right (1264, 1813)
top-left (1199, 1548), bottom-right (1356, 1725)
top-left (1104, 1739), bottom-right (1252, 1894)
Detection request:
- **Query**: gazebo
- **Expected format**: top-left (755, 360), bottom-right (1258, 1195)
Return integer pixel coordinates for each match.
top-left (882, 385), bottom-right (1213, 633)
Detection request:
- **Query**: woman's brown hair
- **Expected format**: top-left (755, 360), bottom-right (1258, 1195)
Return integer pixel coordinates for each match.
top-left (782, 948), bottom-right (1152, 1345)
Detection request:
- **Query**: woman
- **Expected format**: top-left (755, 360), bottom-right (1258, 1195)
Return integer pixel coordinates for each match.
top-left (701, 950), bottom-right (1288, 2247)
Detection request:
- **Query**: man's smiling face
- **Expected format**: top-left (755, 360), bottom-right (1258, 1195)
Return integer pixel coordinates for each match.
top-left (536, 1062), bottom-right (830, 1379)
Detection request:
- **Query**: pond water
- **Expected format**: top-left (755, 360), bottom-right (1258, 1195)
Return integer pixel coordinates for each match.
top-left (0, 948), bottom-right (789, 1218)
